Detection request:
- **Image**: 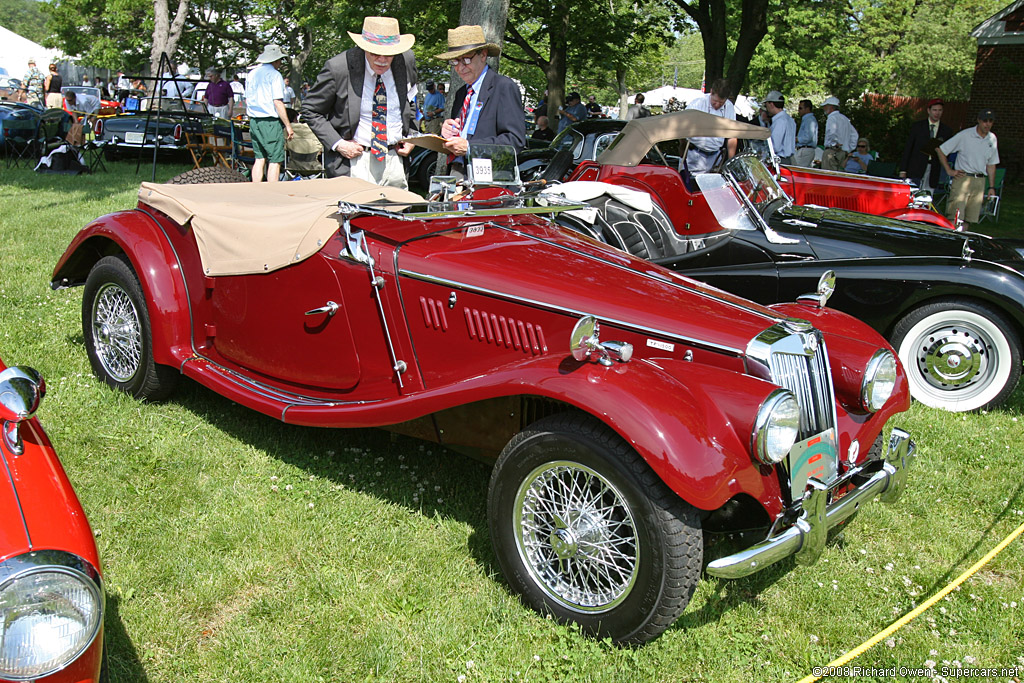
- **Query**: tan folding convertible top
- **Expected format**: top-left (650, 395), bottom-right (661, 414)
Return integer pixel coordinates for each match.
top-left (138, 177), bottom-right (423, 276)
top-left (596, 109), bottom-right (770, 167)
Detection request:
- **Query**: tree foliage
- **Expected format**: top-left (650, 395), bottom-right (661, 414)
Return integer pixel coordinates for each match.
top-left (0, 0), bottom-right (49, 45)
top-left (747, 0), bottom-right (1005, 101)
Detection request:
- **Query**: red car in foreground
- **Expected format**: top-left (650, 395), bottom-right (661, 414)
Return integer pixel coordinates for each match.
top-left (51, 164), bottom-right (914, 643)
top-left (0, 360), bottom-right (104, 682)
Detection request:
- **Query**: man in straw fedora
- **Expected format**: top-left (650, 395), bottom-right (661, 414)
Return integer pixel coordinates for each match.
top-left (245, 44), bottom-right (295, 183)
top-left (303, 16), bottom-right (418, 187)
top-left (437, 25), bottom-right (525, 177)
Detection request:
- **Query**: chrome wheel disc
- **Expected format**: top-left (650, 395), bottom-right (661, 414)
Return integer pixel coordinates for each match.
top-left (915, 323), bottom-right (989, 390)
top-left (91, 282), bottom-right (142, 382)
top-left (514, 461), bottom-right (639, 612)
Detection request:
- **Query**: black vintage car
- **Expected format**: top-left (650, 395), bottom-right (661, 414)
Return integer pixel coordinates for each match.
top-left (518, 119), bottom-right (628, 181)
top-left (96, 97), bottom-right (210, 158)
top-left (544, 147), bottom-right (1024, 413)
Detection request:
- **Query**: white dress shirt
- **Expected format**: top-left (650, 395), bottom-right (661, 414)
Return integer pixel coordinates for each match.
top-left (824, 110), bottom-right (857, 152)
top-left (353, 59), bottom-right (416, 147)
top-left (770, 109), bottom-right (796, 158)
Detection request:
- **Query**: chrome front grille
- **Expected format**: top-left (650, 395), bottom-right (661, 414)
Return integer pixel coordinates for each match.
top-left (747, 322), bottom-right (838, 441)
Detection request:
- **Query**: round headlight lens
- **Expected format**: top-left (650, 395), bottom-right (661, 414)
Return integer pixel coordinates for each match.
top-left (753, 389), bottom-right (801, 465)
top-left (862, 350), bottom-right (897, 412)
top-left (0, 568), bottom-right (102, 680)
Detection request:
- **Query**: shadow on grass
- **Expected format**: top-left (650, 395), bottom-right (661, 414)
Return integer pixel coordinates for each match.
top-left (105, 593), bottom-right (150, 683)
top-left (167, 377), bottom-right (499, 574)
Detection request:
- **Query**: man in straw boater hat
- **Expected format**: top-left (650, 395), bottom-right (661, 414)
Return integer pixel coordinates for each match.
top-left (437, 25), bottom-right (525, 177)
top-left (245, 44), bottom-right (295, 183)
top-left (303, 16), bottom-right (418, 187)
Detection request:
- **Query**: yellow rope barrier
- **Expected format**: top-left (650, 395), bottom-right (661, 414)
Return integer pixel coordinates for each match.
top-left (795, 519), bottom-right (1024, 683)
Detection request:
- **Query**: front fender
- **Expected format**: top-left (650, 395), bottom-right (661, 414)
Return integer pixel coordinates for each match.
top-left (51, 209), bottom-right (193, 369)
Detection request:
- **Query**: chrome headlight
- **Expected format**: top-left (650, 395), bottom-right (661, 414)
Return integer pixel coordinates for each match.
top-left (752, 388), bottom-right (801, 465)
top-left (0, 552), bottom-right (103, 681)
top-left (862, 349), bottom-right (897, 412)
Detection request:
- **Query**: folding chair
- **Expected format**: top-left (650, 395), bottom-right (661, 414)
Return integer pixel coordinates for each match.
top-left (3, 116), bottom-right (40, 168)
top-left (35, 108), bottom-right (74, 162)
top-left (284, 122), bottom-right (324, 180)
top-left (978, 168), bottom-right (1005, 223)
top-left (229, 119), bottom-right (254, 175)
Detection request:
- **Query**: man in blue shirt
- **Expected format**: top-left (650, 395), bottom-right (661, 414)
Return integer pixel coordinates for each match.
top-left (557, 92), bottom-right (588, 133)
top-left (763, 90), bottom-right (796, 165)
top-left (794, 99), bottom-right (818, 168)
top-left (422, 80), bottom-right (446, 134)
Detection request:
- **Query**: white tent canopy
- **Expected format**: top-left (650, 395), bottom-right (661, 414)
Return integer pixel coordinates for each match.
top-left (640, 85), bottom-right (759, 120)
top-left (0, 26), bottom-right (64, 79)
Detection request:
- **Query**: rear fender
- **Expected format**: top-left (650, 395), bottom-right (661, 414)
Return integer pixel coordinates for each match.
top-left (51, 210), bottom-right (192, 369)
top-left (881, 207), bottom-right (954, 229)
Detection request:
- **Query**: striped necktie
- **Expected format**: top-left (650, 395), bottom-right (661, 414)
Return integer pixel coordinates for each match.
top-left (371, 75), bottom-right (387, 161)
top-left (448, 86), bottom-right (474, 164)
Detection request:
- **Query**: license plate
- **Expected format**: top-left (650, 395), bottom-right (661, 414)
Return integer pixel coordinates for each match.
top-left (788, 429), bottom-right (838, 499)
top-left (125, 132), bottom-right (145, 144)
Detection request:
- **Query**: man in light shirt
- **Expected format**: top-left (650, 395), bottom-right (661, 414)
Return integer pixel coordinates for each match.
top-left (762, 90), bottom-right (795, 165)
top-left (302, 16), bottom-right (418, 187)
top-left (821, 96), bottom-right (857, 171)
top-left (685, 78), bottom-right (736, 173)
top-left (793, 99), bottom-right (818, 168)
top-left (937, 109), bottom-right (999, 226)
top-left (245, 44), bottom-right (295, 183)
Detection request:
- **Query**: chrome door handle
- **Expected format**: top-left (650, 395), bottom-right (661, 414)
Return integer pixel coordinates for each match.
top-left (782, 219), bottom-right (817, 229)
top-left (304, 301), bottom-right (339, 317)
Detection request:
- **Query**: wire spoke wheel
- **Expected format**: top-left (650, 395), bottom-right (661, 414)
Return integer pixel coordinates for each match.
top-left (91, 282), bottom-right (142, 382)
top-left (515, 461), bottom-right (639, 612)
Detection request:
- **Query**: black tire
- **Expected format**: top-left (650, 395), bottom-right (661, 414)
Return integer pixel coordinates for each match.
top-left (415, 154), bottom-right (436, 190)
top-left (82, 255), bottom-right (178, 401)
top-left (488, 413), bottom-right (702, 644)
top-left (169, 166), bottom-right (248, 185)
top-left (891, 298), bottom-right (1021, 412)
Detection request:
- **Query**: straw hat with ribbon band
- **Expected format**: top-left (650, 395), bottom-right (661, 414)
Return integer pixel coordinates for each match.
top-left (348, 17), bottom-right (415, 56)
top-left (435, 25), bottom-right (501, 60)
top-left (256, 44), bottom-right (286, 64)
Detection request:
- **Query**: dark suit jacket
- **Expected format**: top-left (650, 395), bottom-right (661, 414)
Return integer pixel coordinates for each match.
top-left (900, 117), bottom-right (953, 186)
top-left (450, 68), bottom-right (526, 152)
top-left (301, 47), bottom-right (417, 177)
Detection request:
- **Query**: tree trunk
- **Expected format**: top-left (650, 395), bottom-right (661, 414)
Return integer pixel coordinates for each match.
top-left (545, 4), bottom-right (570, 121)
top-left (150, 0), bottom-right (190, 78)
top-left (616, 68), bottom-right (628, 118)
top-left (670, 0), bottom-right (769, 97)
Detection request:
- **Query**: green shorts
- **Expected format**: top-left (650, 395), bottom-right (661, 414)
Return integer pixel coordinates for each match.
top-left (249, 117), bottom-right (285, 163)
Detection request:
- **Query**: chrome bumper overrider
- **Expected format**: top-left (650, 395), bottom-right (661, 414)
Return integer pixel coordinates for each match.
top-left (706, 428), bottom-right (915, 579)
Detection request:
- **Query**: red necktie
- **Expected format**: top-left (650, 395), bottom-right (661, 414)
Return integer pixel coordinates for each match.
top-left (448, 87), bottom-right (474, 164)
top-left (371, 75), bottom-right (387, 161)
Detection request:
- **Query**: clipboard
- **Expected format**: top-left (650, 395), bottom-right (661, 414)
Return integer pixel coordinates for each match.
top-left (401, 134), bottom-right (448, 154)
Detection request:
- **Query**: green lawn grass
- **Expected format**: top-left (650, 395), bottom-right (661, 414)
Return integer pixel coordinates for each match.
top-left (1, 162), bottom-right (1022, 682)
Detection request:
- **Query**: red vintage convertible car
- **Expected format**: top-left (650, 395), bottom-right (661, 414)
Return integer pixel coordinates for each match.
top-left (51, 163), bottom-right (914, 643)
top-left (533, 113), bottom-right (954, 229)
top-left (0, 360), bottom-right (105, 682)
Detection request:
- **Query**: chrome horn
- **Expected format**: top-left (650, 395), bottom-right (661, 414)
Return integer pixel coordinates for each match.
top-left (570, 316), bottom-right (633, 367)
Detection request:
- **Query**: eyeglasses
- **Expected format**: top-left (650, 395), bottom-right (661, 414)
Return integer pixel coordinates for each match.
top-left (857, 144), bottom-right (867, 149)
top-left (448, 53), bottom-right (479, 66)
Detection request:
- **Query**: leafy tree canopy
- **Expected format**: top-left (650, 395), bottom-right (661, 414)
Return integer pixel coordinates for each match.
top-left (0, 0), bottom-right (48, 44)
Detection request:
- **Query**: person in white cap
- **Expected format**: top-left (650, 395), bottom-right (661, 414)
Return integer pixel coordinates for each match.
top-left (437, 24), bottom-right (526, 177)
top-left (22, 59), bottom-right (44, 105)
top-left (936, 108), bottom-right (999, 227)
top-left (684, 78), bottom-right (737, 173)
top-left (302, 16), bottom-right (418, 187)
top-left (762, 90), bottom-right (795, 165)
top-left (821, 96), bottom-right (857, 171)
top-left (245, 44), bottom-right (294, 183)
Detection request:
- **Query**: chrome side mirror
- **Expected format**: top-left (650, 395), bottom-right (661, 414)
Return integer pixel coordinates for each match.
top-left (0, 366), bottom-right (46, 456)
top-left (570, 316), bottom-right (633, 366)
top-left (797, 270), bottom-right (836, 309)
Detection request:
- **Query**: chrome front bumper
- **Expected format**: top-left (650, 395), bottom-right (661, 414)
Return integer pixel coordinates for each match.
top-left (706, 428), bottom-right (915, 579)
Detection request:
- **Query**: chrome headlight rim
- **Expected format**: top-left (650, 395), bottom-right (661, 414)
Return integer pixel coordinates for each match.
top-left (752, 388), bottom-right (801, 465)
top-left (0, 550), bottom-right (104, 681)
top-left (862, 349), bottom-right (898, 412)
